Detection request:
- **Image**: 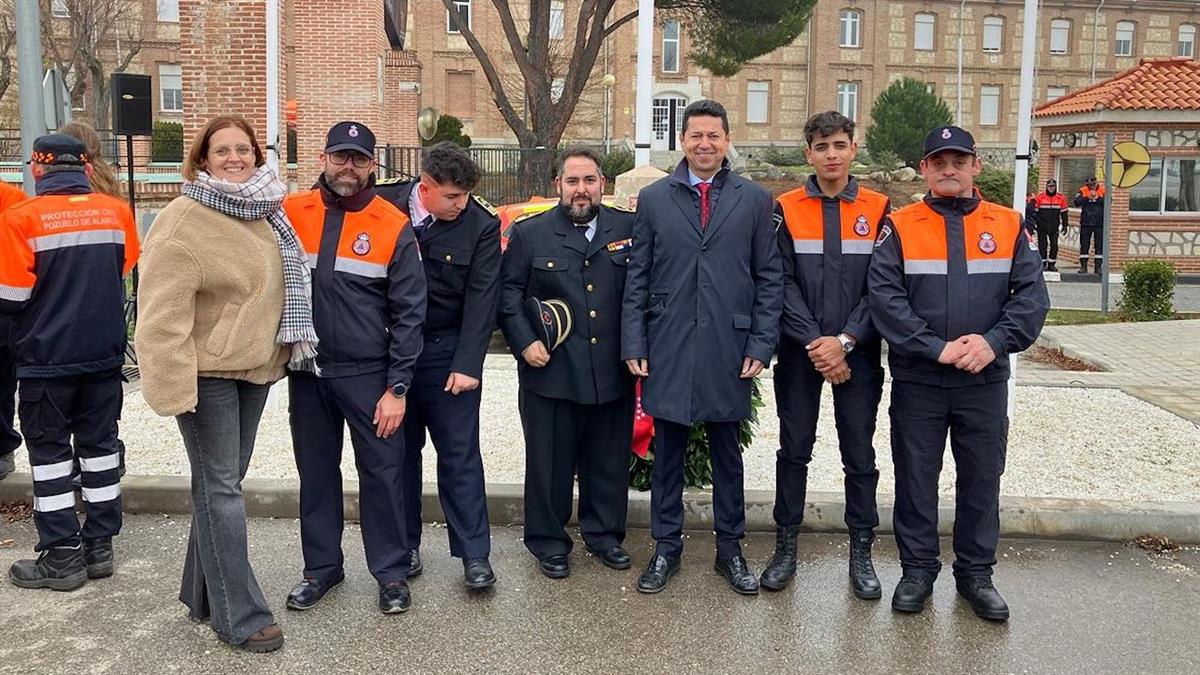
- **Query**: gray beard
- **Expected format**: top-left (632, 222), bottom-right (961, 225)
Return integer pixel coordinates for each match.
top-left (564, 201), bottom-right (598, 224)
top-left (329, 172), bottom-right (366, 197)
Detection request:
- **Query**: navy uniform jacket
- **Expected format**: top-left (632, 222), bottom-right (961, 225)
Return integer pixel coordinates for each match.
top-left (867, 192), bottom-right (1049, 388)
top-left (1074, 185), bottom-right (1105, 228)
top-left (498, 203), bottom-right (636, 405)
top-left (775, 176), bottom-right (889, 347)
top-left (282, 178), bottom-right (426, 389)
top-left (621, 161), bottom-right (783, 424)
top-left (375, 178), bottom-right (501, 379)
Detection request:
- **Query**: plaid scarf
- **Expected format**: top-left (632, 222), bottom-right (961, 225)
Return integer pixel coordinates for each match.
top-left (182, 166), bottom-right (319, 373)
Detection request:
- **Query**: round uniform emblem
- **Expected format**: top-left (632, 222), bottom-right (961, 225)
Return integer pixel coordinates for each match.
top-left (352, 232), bottom-right (371, 256)
top-left (941, 128), bottom-right (953, 140)
top-left (853, 215), bottom-right (870, 237)
top-left (978, 231), bottom-right (997, 254)
top-left (348, 124), bottom-right (360, 138)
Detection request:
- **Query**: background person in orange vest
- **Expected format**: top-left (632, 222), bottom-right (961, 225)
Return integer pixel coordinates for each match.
top-left (763, 111), bottom-right (889, 598)
top-left (868, 126), bottom-right (1049, 621)
top-left (0, 134), bottom-right (139, 592)
top-left (1033, 178), bottom-right (1069, 271)
top-left (1074, 176), bottom-right (1105, 274)
top-left (0, 180), bottom-right (27, 483)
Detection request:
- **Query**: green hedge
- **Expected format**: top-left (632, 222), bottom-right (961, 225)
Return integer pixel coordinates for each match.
top-left (151, 120), bottom-right (183, 163)
top-left (1119, 259), bottom-right (1176, 321)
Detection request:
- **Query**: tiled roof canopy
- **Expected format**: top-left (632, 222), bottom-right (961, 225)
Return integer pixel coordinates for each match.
top-left (1034, 57), bottom-right (1200, 117)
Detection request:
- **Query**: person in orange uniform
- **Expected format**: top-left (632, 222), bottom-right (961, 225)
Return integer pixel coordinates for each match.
top-left (0, 134), bottom-right (139, 591)
top-left (763, 111), bottom-right (890, 598)
top-left (1033, 179), bottom-right (1069, 271)
top-left (868, 126), bottom-right (1049, 621)
top-left (0, 180), bottom-right (28, 483)
top-left (282, 121), bottom-right (427, 615)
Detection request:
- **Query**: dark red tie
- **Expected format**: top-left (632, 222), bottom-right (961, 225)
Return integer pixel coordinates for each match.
top-left (698, 181), bottom-right (711, 229)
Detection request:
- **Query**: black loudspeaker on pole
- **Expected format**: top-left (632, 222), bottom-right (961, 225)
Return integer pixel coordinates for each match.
top-left (110, 73), bottom-right (153, 221)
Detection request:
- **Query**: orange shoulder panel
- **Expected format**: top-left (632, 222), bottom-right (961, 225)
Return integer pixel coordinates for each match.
top-left (888, 201), bottom-right (947, 261)
top-left (964, 202), bottom-right (1021, 262)
top-left (776, 188), bottom-right (823, 241)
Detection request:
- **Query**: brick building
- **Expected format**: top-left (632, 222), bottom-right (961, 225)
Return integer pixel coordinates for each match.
top-left (1034, 57), bottom-right (1200, 274)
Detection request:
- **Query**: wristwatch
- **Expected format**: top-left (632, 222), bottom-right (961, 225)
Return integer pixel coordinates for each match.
top-left (837, 333), bottom-right (856, 354)
top-left (391, 382), bottom-right (408, 399)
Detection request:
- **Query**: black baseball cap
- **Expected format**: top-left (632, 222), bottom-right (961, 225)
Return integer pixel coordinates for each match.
top-left (922, 126), bottom-right (976, 160)
top-left (31, 133), bottom-right (88, 166)
top-left (324, 121), bottom-right (376, 156)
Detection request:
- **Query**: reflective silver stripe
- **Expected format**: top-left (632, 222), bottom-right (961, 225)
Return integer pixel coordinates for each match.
top-left (967, 258), bottom-right (1013, 274)
top-left (81, 483), bottom-right (121, 503)
top-left (0, 284), bottom-right (31, 301)
top-left (306, 252), bottom-right (319, 269)
top-left (30, 228), bottom-right (126, 252)
top-left (31, 459), bottom-right (74, 482)
top-left (34, 491), bottom-right (76, 512)
top-left (79, 453), bottom-right (121, 473)
top-left (842, 240), bottom-right (875, 255)
top-left (904, 259), bottom-right (948, 275)
top-left (334, 257), bottom-right (388, 278)
top-left (792, 239), bottom-right (823, 254)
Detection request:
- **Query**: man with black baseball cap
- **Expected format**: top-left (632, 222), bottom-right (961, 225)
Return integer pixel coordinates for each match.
top-left (1034, 178), bottom-right (1069, 271)
top-left (1074, 175), bottom-right (1105, 274)
top-left (283, 121), bottom-right (427, 614)
top-left (868, 125), bottom-right (1048, 621)
top-left (1, 133), bottom-right (139, 591)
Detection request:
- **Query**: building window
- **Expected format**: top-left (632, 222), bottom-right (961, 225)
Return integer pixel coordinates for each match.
top-left (51, 0), bottom-right (69, 17)
top-left (982, 16), bottom-right (1004, 52)
top-left (445, 71), bottom-right (475, 117)
top-left (1050, 18), bottom-right (1070, 55)
top-left (746, 81), bottom-right (769, 124)
top-left (1129, 158), bottom-right (1200, 213)
top-left (159, 64), bottom-right (183, 112)
top-left (837, 81), bottom-right (859, 122)
top-left (839, 9), bottom-right (862, 48)
top-left (663, 20), bottom-right (680, 73)
top-left (1056, 157), bottom-right (1098, 199)
top-left (549, 1), bottom-right (564, 40)
top-left (447, 0), bottom-right (471, 33)
top-left (979, 85), bottom-right (1000, 126)
top-left (1114, 20), bottom-right (1135, 57)
top-left (1178, 24), bottom-right (1197, 58)
top-left (914, 13), bottom-right (935, 51)
top-left (1046, 86), bottom-right (1067, 101)
top-left (157, 0), bottom-right (179, 22)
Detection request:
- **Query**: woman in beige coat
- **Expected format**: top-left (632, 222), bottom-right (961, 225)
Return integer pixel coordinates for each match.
top-left (135, 114), bottom-right (316, 653)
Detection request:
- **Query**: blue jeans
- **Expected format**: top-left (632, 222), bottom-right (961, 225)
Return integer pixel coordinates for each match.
top-left (177, 378), bottom-right (275, 646)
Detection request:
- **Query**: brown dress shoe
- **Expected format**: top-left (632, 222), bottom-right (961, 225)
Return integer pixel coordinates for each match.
top-left (239, 623), bottom-right (284, 653)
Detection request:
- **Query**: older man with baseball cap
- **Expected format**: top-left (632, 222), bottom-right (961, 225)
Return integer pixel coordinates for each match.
top-left (867, 125), bottom-right (1049, 621)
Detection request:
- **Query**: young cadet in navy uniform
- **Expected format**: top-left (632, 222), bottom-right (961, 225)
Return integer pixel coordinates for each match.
top-left (497, 146), bottom-right (636, 579)
top-left (621, 100), bottom-right (783, 596)
top-left (763, 111), bottom-right (889, 598)
top-left (868, 126), bottom-right (1049, 621)
top-left (283, 122), bottom-right (426, 614)
top-left (375, 142), bottom-right (500, 589)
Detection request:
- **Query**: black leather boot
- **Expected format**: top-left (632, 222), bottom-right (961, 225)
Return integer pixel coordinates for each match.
top-left (956, 576), bottom-right (1010, 621)
top-left (9, 547), bottom-right (88, 591)
top-left (83, 538), bottom-right (114, 579)
top-left (848, 528), bottom-right (882, 600)
top-left (759, 525), bottom-right (800, 591)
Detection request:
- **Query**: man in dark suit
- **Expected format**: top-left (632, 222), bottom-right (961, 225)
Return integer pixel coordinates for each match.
top-left (498, 146), bottom-right (636, 579)
top-left (621, 100), bottom-right (783, 596)
top-left (375, 142), bottom-right (501, 590)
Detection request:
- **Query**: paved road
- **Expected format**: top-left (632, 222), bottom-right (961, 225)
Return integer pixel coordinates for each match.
top-left (1, 515), bottom-right (1196, 673)
top-left (1048, 280), bottom-right (1200, 312)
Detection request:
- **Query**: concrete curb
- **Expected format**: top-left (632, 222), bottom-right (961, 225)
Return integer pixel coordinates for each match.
top-left (1035, 333), bottom-right (1118, 372)
top-left (3, 474), bottom-right (1197, 544)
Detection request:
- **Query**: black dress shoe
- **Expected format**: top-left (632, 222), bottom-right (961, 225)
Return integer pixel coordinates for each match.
top-left (286, 574), bottom-right (344, 610)
top-left (463, 558), bottom-right (496, 589)
top-left (9, 547), bottom-right (88, 591)
top-left (83, 538), bottom-right (114, 580)
top-left (408, 549), bottom-right (422, 578)
top-left (956, 577), bottom-right (1010, 621)
top-left (379, 581), bottom-right (412, 614)
top-left (848, 528), bottom-right (882, 600)
top-left (637, 554), bottom-right (680, 594)
top-left (714, 555), bottom-right (759, 595)
top-left (891, 575), bottom-right (934, 614)
top-left (586, 545), bottom-right (631, 570)
top-left (760, 525), bottom-right (800, 591)
top-left (538, 554), bottom-right (570, 579)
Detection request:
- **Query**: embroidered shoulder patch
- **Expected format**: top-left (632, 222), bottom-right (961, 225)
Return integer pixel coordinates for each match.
top-left (608, 201), bottom-right (635, 213)
top-left (473, 194), bottom-right (498, 216)
top-left (376, 176), bottom-right (412, 186)
top-left (874, 223), bottom-right (892, 248)
top-left (772, 211), bottom-right (784, 232)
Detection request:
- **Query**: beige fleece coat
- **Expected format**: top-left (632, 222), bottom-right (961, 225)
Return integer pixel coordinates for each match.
top-left (135, 196), bottom-right (289, 417)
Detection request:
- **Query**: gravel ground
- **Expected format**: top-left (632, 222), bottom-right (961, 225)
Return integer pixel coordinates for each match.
top-left (12, 355), bottom-right (1200, 503)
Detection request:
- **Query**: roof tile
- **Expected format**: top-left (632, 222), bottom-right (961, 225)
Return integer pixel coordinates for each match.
top-left (1034, 58), bottom-right (1200, 117)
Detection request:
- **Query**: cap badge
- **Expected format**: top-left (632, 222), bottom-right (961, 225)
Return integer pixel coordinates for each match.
top-left (348, 124), bottom-right (359, 138)
top-left (941, 128), bottom-right (953, 140)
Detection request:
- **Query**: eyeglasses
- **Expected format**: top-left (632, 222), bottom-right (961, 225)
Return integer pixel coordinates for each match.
top-left (328, 150), bottom-right (373, 168)
top-left (210, 145), bottom-right (255, 159)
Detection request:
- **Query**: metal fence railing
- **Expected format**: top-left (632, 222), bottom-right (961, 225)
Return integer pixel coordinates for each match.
top-left (376, 145), bottom-right (554, 205)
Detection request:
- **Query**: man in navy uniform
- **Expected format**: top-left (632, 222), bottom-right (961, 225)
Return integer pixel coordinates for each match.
top-left (621, 100), bottom-right (782, 596)
top-left (376, 142), bottom-right (500, 589)
top-left (284, 121), bottom-right (426, 613)
top-left (868, 125), bottom-right (1049, 621)
top-left (498, 146), bottom-right (636, 579)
